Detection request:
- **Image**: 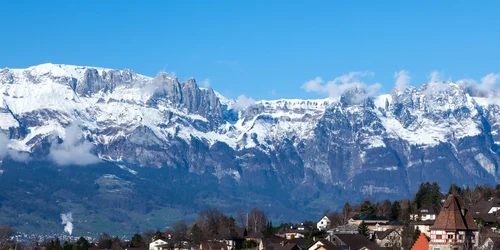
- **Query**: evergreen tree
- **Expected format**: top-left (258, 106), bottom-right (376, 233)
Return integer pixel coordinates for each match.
top-left (413, 227), bottom-right (421, 242)
top-left (265, 221), bottom-right (274, 237)
top-left (62, 241), bottom-right (72, 250)
top-left (359, 200), bottom-right (376, 217)
top-left (74, 237), bottom-right (90, 250)
top-left (448, 183), bottom-right (463, 196)
top-left (130, 234), bottom-right (143, 248)
top-left (357, 221), bottom-right (369, 237)
top-left (495, 185), bottom-right (500, 198)
top-left (413, 182), bottom-right (442, 210)
top-left (189, 223), bottom-right (203, 244)
top-left (390, 201), bottom-right (401, 221)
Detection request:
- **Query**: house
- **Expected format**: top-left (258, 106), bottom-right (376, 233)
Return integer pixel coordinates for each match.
top-left (330, 234), bottom-right (382, 250)
top-left (349, 215), bottom-right (389, 225)
top-left (279, 224), bottom-right (311, 239)
top-left (200, 242), bottom-right (228, 250)
top-left (410, 233), bottom-right (429, 250)
top-left (374, 229), bottom-right (402, 249)
top-left (215, 227), bottom-right (247, 250)
top-left (247, 231), bottom-right (265, 245)
top-left (287, 239), bottom-right (306, 250)
top-left (410, 220), bottom-right (435, 237)
top-left (471, 198), bottom-right (500, 225)
top-left (259, 238), bottom-right (285, 250)
top-left (308, 240), bottom-right (343, 250)
top-left (410, 207), bottom-right (438, 221)
top-left (150, 239), bottom-right (169, 250)
top-left (327, 223), bottom-right (359, 238)
top-left (317, 216), bottom-right (332, 230)
top-left (429, 194), bottom-right (479, 250)
top-left (366, 221), bottom-right (403, 232)
top-left (480, 236), bottom-right (500, 250)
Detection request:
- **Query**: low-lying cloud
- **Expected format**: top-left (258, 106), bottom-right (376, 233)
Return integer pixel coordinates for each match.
top-left (394, 70), bottom-right (410, 91)
top-left (234, 95), bottom-right (256, 110)
top-left (49, 123), bottom-right (100, 166)
top-left (301, 71), bottom-right (381, 99)
top-left (202, 78), bottom-right (211, 88)
top-left (0, 133), bottom-right (30, 162)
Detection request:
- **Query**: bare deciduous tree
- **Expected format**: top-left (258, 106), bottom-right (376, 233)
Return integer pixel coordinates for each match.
top-left (247, 208), bottom-right (267, 234)
top-left (236, 208), bottom-right (246, 228)
top-left (196, 208), bottom-right (226, 239)
top-left (171, 220), bottom-right (188, 243)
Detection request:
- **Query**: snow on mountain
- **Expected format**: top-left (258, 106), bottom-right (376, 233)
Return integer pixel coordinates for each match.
top-left (1, 63), bottom-right (500, 197)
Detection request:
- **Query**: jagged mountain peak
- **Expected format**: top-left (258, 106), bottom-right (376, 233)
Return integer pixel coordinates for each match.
top-left (1, 64), bottom-right (500, 220)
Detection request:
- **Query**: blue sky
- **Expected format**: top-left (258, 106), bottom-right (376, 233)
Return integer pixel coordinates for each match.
top-left (1, 1), bottom-right (499, 100)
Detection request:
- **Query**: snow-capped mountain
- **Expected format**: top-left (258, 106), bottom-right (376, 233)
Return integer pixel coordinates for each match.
top-left (1, 63), bottom-right (500, 232)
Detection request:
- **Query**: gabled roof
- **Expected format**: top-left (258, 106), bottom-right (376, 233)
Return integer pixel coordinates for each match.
top-left (333, 234), bottom-right (381, 250)
top-left (471, 198), bottom-right (500, 214)
top-left (247, 231), bottom-right (265, 239)
top-left (216, 227), bottom-right (247, 240)
top-left (413, 206), bottom-right (438, 215)
top-left (352, 215), bottom-right (389, 221)
top-left (318, 215), bottom-right (332, 223)
top-left (432, 194), bottom-right (478, 231)
top-left (411, 233), bottom-right (429, 250)
top-left (410, 220), bottom-right (435, 226)
top-left (287, 238), bottom-right (306, 248)
top-left (374, 229), bottom-right (398, 240)
top-left (312, 240), bottom-right (343, 250)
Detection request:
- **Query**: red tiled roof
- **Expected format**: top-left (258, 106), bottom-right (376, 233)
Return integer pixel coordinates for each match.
top-left (432, 194), bottom-right (478, 231)
top-left (411, 233), bottom-right (429, 250)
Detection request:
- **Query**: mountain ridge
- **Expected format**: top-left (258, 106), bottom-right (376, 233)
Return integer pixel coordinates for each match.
top-left (1, 63), bottom-right (499, 235)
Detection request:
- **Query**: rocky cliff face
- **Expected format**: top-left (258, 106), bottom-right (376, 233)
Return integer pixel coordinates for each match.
top-left (1, 63), bottom-right (499, 234)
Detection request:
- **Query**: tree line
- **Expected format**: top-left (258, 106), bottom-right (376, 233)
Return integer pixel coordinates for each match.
top-left (3, 182), bottom-right (500, 250)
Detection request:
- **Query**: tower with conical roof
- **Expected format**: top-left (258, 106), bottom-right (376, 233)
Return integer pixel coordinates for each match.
top-left (429, 194), bottom-right (478, 250)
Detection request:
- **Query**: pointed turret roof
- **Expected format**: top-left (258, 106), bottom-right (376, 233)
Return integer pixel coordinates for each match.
top-left (411, 233), bottom-right (429, 250)
top-left (432, 194), bottom-right (478, 231)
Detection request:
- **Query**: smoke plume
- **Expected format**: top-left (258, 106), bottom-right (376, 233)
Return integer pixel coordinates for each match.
top-left (61, 212), bottom-right (74, 235)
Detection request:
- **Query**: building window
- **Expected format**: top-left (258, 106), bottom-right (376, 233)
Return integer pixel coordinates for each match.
top-left (448, 235), bottom-right (453, 239)
top-left (436, 235), bottom-right (442, 239)
top-left (434, 248), bottom-right (440, 250)
top-left (459, 235), bottom-right (464, 240)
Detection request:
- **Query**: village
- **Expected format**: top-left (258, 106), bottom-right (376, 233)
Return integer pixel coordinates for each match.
top-left (143, 187), bottom-right (500, 250)
top-left (3, 183), bottom-right (500, 250)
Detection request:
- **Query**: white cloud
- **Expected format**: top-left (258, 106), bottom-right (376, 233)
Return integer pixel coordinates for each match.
top-left (202, 78), bottom-right (211, 88)
top-left (478, 73), bottom-right (500, 92)
top-left (301, 71), bottom-right (379, 99)
top-left (49, 123), bottom-right (100, 166)
top-left (394, 70), bottom-right (410, 91)
top-left (234, 95), bottom-right (256, 110)
top-left (429, 70), bottom-right (443, 83)
top-left (457, 73), bottom-right (500, 97)
top-left (0, 133), bottom-right (30, 162)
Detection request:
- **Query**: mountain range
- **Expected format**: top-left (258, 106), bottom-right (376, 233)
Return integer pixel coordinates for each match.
top-left (0, 63), bottom-right (499, 236)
